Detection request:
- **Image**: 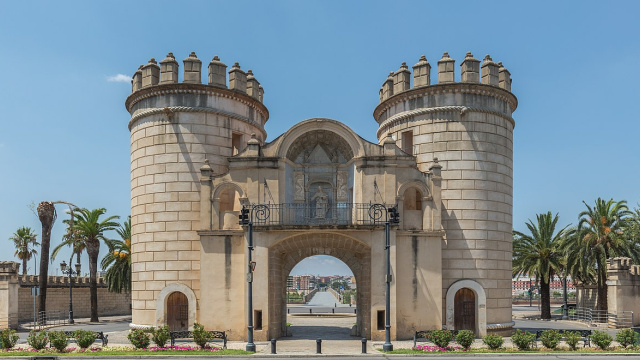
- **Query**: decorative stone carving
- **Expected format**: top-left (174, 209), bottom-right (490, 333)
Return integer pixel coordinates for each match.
top-left (337, 171), bottom-right (348, 201)
top-left (311, 186), bottom-right (330, 219)
top-left (294, 173), bottom-right (305, 201)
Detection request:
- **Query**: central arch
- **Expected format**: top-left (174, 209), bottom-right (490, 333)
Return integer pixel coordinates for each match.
top-left (268, 232), bottom-right (371, 339)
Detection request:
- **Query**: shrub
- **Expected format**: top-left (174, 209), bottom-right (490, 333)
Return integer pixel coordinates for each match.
top-left (455, 330), bottom-right (475, 350)
top-left (590, 330), bottom-right (613, 350)
top-left (152, 325), bottom-right (170, 348)
top-left (426, 329), bottom-right (453, 348)
top-left (192, 323), bottom-right (211, 349)
top-left (482, 334), bottom-right (503, 350)
top-left (127, 329), bottom-right (151, 349)
top-left (27, 330), bottom-right (48, 350)
top-left (616, 328), bottom-right (638, 348)
top-left (73, 330), bottom-right (97, 349)
top-left (511, 329), bottom-right (536, 350)
top-left (0, 329), bottom-right (19, 349)
top-left (48, 331), bottom-right (68, 352)
top-left (540, 329), bottom-right (562, 350)
top-left (563, 330), bottom-right (581, 350)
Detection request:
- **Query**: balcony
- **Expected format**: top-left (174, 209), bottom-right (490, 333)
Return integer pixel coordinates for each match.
top-left (247, 203), bottom-right (391, 228)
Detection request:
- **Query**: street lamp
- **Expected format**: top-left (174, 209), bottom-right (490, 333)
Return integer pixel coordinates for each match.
top-left (562, 275), bottom-right (569, 320)
top-left (60, 260), bottom-right (81, 324)
top-left (368, 203), bottom-right (399, 352)
top-left (239, 204), bottom-right (269, 353)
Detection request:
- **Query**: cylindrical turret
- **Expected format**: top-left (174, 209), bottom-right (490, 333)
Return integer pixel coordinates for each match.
top-left (125, 52), bottom-right (268, 328)
top-left (374, 52), bottom-right (517, 335)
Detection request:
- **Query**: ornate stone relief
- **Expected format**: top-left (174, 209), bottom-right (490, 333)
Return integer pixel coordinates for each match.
top-left (337, 171), bottom-right (348, 201)
top-left (294, 172), bottom-right (305, 201)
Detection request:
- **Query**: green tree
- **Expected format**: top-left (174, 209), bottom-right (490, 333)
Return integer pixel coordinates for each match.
top-left (567, 198), bottom-right (635, 312)
top-left (101, 216), bottom-right (131, 293)
top-left (513, 212), bottom-right (567, 319)
top-left (70, 208), bottom-right (119, 322)
top-left (9, 227), bottom-right (39, 275)
top-left (51, 208), bottom-right (85, 270)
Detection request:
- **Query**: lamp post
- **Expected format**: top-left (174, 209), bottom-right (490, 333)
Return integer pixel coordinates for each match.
top-left (239, 204), bottom-right (269, 353)
top-left (368, 204), bottom-right (399, 352)
top-left (60, 260), bottom-right (81, 324)
top-left (562, 275), bottom-right (569, 320)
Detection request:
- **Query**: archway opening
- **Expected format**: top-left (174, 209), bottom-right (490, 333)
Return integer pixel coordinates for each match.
top-left (167, 291), bottom-right (188, 331)
top-left (454, 288), bottom-right (475, 331)
top-left (283, 255), bottom-right (357, 340)
top-left (268, 233), bottom-right (371, 340)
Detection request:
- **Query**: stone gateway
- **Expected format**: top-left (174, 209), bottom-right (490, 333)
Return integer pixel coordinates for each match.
top-left (126, 51), bottom-right (517, 340)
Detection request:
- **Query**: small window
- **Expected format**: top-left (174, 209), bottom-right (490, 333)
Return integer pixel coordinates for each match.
top-left (232, 133), bottom-right (243, 155)
top-left (377, 310), bottom-right (385, 331)
top-left (254, 310), bottom-right (262, 330)
top-left (401, 130), bottom-right (413, 155)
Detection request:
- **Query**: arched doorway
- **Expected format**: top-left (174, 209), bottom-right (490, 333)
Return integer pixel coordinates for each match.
top-left (268, 233), bottom-right (371, 339)
top-left (454, 288), bottom-right (475, 331)
top-left (167, 292), bottom-right (188, 331)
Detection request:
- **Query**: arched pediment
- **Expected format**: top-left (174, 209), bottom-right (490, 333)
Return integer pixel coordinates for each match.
top-left (286, 129), bottom-right (353, 163)
top-left (276, 118), bottom-right (364, 162)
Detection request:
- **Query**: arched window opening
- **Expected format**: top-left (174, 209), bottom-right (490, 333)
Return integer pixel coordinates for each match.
top-left (218, 188), bottom-right (242, 229)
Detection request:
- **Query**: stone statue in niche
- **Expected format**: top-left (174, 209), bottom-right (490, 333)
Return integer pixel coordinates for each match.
top-left (294, 173), bottom-right (305, 201)
top-left (311, 186), bottom-right (330, 219)
top-left (337, 171), bottom-right (348, 201)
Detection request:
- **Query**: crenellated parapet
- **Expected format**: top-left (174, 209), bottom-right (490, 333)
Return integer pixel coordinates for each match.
top-left (607, 257), bottom-right (640, 277)
top-left (126, 52), bottom-right (268, 134)
top-left (378, 52), bottom-right (513, 103)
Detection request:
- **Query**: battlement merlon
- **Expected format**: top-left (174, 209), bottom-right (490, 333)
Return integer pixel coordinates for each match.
top-left (129, 52), bottom-right (265, 104)
top-left (378, 52), bottom-right (514, 103)
top-left (374, 52), bottom-right (518, 129)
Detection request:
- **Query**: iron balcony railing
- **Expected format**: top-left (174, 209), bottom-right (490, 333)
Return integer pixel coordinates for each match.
top-left (248, 203), bottom-right (392, 227)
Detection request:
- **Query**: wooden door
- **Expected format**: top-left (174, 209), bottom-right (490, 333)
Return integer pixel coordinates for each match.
top-left (454, 288), bottom-right (475, 331)
top-left (167, 292), bottom-right (188, 331)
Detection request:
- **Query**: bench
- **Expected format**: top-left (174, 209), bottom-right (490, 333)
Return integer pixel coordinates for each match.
top-left (169, 330), bottom-right (227, 349)
top-left (51, 331), bottom-right (108, 347)
top-left (413, 329), bottom-right (459, 348)
top-left (533, 329), bottom-right (591, 348)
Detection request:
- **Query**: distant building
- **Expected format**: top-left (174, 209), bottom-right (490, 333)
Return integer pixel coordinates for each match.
top-left (512, 275), bottom-right (575, 295)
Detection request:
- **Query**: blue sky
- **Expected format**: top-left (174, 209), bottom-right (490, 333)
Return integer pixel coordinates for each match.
top-left (1, 1), bottom-right (638, 276)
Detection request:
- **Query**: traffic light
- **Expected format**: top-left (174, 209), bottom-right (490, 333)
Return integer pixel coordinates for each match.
top-left (239, 206), bottom-right (250, 225)
top-left (388, 206), bottom-right (400, 224)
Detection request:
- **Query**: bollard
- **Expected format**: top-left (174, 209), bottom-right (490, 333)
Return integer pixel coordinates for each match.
top-left (309, 308), bottom-right (312, 314)
top-left (361, 338), bottom-right (367, 354)
top-left (316, 339), bottom-right (322, 354)
top-left (271, 338), bottom-right (276, 354)
top-left (287, 308), bottom-right (290, 314)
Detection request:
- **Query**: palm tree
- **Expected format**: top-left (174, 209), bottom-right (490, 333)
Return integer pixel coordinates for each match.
top-left (70, 208), bottom-right (119, 322)
top-left (9, 227), bottom-right (39, 274)
top-left (34, 200), bottom-right (76, 315)
top-left (570, 198), bottom-right (636, 312)
top-left (51, 210), bottom-right (86, 269)
top-left (513, 212), bottom-right (568, 319)
top-left (101, 216), bottom-right (131, 293)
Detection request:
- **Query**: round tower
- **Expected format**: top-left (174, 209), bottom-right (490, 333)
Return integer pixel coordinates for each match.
top-left (125, 52), bottom-right (268, 328)
top-left (374, 52), bottom-right (517, 335)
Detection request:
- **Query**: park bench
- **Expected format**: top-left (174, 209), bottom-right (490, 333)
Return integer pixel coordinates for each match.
top-left (169, 330), bottom-right (227, 349)
top-left (413, 329), bottom-right (459, 348)
top-left (50, 331), bottom-right (108, 347)
top-left (533, 329), bottom-right (591, 348)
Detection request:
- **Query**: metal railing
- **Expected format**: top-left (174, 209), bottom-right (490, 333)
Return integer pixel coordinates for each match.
top-left (569, 307), bottom-right (633, 328)
top-left (33, 310), bottom-right (68, 330)
top-left (249, 203), bottom-right (391, 227)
